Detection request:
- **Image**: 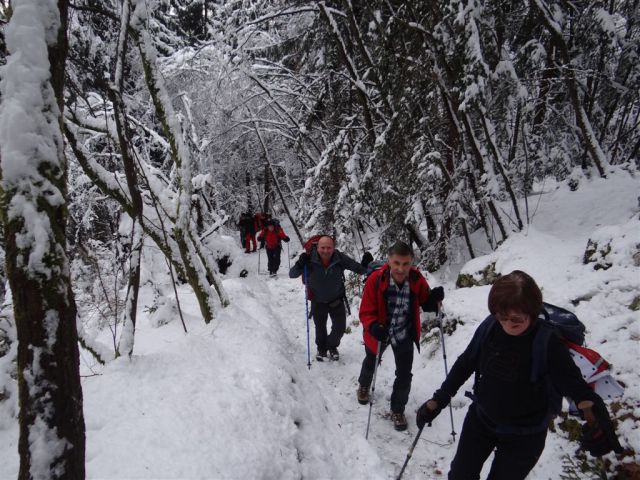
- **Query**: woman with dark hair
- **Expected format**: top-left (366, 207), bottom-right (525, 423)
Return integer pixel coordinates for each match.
top-left (416, 270), bottom-right (622, 480)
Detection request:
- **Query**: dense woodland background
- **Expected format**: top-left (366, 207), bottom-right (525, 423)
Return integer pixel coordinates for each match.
top-left (0, 0), bottom-right (638, 477)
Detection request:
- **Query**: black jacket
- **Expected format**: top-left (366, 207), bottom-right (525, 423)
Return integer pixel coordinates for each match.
top-left (238, 214), bottom-right (256, 234)
top-left (289, 249), bottom-right (365, 303)
top-left (433, 320), bottom-right (601, 430)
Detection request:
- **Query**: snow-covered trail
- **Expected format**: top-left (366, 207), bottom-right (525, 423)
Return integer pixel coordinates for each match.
top-left (261, 269), bottom-right (456, 480)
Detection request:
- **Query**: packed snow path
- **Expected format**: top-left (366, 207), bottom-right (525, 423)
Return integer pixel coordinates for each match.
top-left (256, 268), bottom-right (457, 480)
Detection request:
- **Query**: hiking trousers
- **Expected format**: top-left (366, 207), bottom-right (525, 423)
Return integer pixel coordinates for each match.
top-left (311, 299), bottom-right (346, 351)
top-left (244, 232), bottom-right (256, 252)
top-left (266, 247), bottom-right (281, 274)
top-left (448, 404), bottom-right (547, 480)
top-left (358, 340), bottom-right (413, 414)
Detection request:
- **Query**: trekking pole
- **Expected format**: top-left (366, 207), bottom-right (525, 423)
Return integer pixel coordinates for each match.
top-left (437, 309), bottom-right (456, 442)
top-left (287, 242), bottom-right (291, 269)
top-left (303, 265), bottom-right (311, 370)
top-left (365, 340), bottom-right (383, 439)
top-left (257, 247), bottom-right (261, 274)
top-left (396, 426), bottom-right (425, 480)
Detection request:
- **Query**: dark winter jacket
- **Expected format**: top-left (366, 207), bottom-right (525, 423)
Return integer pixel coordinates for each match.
top-left (359, 264), bottom-right (431, 353)
top-left (433, 319), bottom-right (602, 432)
top-left (289, 249), bottom-right (365, 303)
top-left (257, 226), bottom-right (288, 250)
top-left (239, 214), bottom-right (256, 235)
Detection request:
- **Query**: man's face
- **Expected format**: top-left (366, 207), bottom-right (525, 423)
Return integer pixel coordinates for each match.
top-left (388, 254), bottom-right (413, 284)
top-left (267, 225), bottom-right (274, 231)
top-left (317, 236), bottom-right (335, 261)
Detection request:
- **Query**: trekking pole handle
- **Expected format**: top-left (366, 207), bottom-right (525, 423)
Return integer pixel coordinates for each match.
top-left (577, 400), bottom-right (596, 426)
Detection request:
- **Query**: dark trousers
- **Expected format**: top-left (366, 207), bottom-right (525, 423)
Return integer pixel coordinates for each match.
top-left (312, 300), bottom-right (346, 351)
top-left (358, 340), bottom-right (414, 414)
top-left (244, 233), bottom-right (256, 252)
top-left (266, 247), bottom-right (281, 273)
top-left (449, 404), bottom-right (547, 480)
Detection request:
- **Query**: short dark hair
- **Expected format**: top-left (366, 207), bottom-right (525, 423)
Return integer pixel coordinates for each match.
top-left (387, 241), bottom-right (414, 258)
top-left (488, 270), bottom-right (543, 321)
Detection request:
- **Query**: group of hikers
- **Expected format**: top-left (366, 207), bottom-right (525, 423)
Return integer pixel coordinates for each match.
top-left (280, 234), bottom-right (622, 479)
top-left (235, 209), bottom-right (623, 477)
top-left (237, 211), bottom-right (290, 276)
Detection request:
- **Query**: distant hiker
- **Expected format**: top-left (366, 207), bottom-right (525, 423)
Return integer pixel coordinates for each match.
top-left (238, 211), bottom-right (257, 253)
top-left (290, 235), bottom-right (373, 361)
top-left (254, 211), bottom-right (271, 231)
top-left (357, 241), bottom-right (444, 431)
top-left (416, 270), bottom-right (622, 479)
top-left (257, 219), bottom-right (290, 276)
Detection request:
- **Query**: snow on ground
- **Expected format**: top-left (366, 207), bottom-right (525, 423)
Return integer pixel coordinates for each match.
top-left (0, 169), bottom-right (638, 479)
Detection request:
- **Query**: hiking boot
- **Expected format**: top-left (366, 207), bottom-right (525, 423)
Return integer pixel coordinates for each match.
top-left (391, 412), bottom-right (408, 431)
top-left (328, 347), bottom-right (339, 361)
top-left (357, 385), bottom-right (370, 405)
top-left (316, 350), bottom-right (327, 361)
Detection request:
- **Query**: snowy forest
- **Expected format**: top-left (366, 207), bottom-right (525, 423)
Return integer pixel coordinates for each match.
top-left (0, 0), bottom-right (639, 479)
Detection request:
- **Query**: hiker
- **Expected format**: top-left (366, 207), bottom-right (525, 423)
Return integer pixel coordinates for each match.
top-left (257, 220), bottom-right (290, 276)
top-left (289, 235), bottom-right (373, 361)
top-left (238, 211), bottom-right (257, 253)
top-left (254, 211), bottom-right (271, 232)
top-left (357, 241), bottom-right (444, 431)
top-left (415, 270), bottom-right (622, 480)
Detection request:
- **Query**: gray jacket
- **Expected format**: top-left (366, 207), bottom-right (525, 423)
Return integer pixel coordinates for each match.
top-left (289, 249), bottom-right (366, 303)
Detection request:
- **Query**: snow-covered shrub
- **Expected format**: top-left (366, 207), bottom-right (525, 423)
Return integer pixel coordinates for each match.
top-left (72, 239), bottom-right (127, 353)
top-left (456, 262), bottom-right (500, 288)
top-left (583, 219), bottom-right (640, 271)
top-left (147, 296), bottom-right (179, 329)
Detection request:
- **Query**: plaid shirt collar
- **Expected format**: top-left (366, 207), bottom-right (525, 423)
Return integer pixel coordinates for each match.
top-left (387, 276), bottom-right (411, 347)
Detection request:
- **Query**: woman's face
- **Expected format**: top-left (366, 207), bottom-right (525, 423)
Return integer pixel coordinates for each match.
top-left (496, 310), bottom-right (531, 336)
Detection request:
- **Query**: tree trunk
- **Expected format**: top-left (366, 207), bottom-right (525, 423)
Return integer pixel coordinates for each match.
top-left (117, 220), bottom-right (142, 357)
top-left (1, 1), bottom-right (85, 477)
top-left (533, 0), bottom-right (608, 177)
top-left (263, 162), bottom-right (272, 214)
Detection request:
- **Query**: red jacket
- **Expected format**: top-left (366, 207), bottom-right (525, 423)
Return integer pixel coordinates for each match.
top-left (257, 226), bottom-right (288, 250)
top-left (359, 264), bottom-right (431, 353)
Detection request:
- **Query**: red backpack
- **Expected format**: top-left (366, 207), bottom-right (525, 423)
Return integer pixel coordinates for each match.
top-left (303, 234), bottom-right (329, 254)
top-left (300, 234), bottom-right (336, 288)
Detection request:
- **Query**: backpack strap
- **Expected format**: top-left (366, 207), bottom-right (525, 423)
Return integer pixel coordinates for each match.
top-left (530, 313), bottom-right (554, 383)
top-left (468, 316), bottom-right (496, 363)
top-left (531, 311), bottom-right (565, 416)
top-left (373, 267), bottom-right (390, 292)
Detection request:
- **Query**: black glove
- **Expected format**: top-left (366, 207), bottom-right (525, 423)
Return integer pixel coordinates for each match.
top-left (259, 240), bottom-right (265, 249)
top-left (296, 252), bottom-right (310, 268)
top-left (580, 402), bottom-right (623, 456)
top-left (423, 286), bottom-right (444, 312)
top-left (416, 399), bottom-right (442, 429)
top-left (369, 322), bottom-right (389, 342)
top-left (283, 237), bottom-right (290, 243)
top-left (361, 251), bottom-right (374, 268)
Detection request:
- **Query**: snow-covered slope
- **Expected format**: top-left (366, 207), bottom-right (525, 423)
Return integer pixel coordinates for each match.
top-left (0, 169), bottom-right (638, 479)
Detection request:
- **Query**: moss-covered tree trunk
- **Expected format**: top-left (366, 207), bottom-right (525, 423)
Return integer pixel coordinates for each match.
top-left (0, 0), bottom-right (85, 477)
